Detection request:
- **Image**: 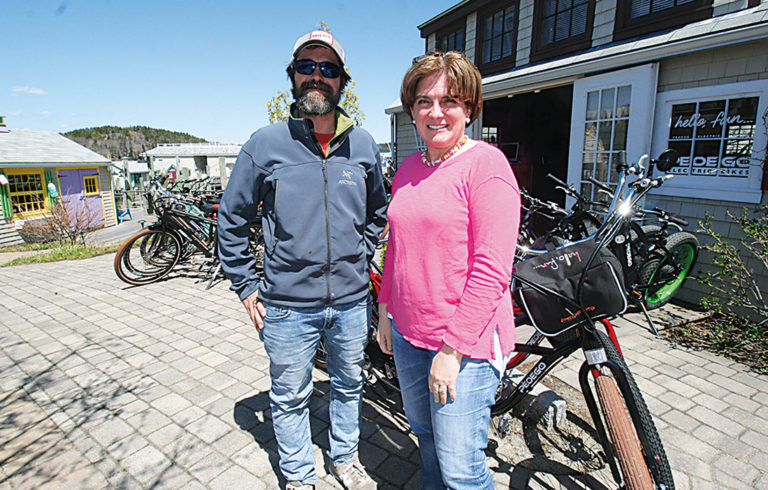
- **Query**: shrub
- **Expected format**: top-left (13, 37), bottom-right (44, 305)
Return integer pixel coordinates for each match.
top-left (697, 206), bottom-right (768, 322)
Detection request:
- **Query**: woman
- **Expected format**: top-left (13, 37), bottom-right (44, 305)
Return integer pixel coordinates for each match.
top-left (377, 51), bottom-right (521, 488)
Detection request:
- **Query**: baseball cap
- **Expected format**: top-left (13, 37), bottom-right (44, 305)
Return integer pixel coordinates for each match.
top-left (292, 30), bottom-right (345, 66)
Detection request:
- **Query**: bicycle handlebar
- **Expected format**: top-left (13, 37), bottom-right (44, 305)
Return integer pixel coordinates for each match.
top-left (519, 151), bottom-right (679, 257)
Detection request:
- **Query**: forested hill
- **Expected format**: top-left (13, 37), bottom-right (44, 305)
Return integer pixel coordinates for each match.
top-left (62, 126), bottom-right (207, 160)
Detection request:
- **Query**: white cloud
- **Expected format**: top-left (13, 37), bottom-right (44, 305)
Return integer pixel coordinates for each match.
top-left (41, 111), bottom-right (52, 119)
top-left (8, 110), bottom-right (23, 116)
top-left (11, 86), bottom-right (48, 96)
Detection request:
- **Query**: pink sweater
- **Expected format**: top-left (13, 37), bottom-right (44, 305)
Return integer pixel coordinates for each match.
top-left (378, 142), bottom-right (521, 359)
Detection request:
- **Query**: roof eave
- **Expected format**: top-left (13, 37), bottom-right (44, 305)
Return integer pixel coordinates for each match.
top-left (384, 18), bottom-right (768, 113)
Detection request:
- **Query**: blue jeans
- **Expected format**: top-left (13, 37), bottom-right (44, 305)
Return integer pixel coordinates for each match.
top-left (392, 325), bottom-right (499, 490)
top-left (260, 298), bottom-right (368, 484)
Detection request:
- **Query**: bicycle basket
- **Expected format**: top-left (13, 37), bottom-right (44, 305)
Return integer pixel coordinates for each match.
top-left (514, 239), bottom-right (627, 336)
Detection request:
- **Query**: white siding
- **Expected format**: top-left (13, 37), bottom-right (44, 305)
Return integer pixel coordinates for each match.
top-left (658, 39), bottom-right (768, 92)
top-left (713, 0), bottom-right (757, 16)
top-left (516, 0), bottom-right (534, 67)
top-left (394, 112), bottom-right (424, 168)
top-left (592, 0), bottom-right (617, 47)
top-left (465, 12), bottom-right (477, 63)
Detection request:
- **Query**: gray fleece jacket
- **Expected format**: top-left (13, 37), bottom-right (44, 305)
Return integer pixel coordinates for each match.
top-left (217, 108), bottom-right (388, 307)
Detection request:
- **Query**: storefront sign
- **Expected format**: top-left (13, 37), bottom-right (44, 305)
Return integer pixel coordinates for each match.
top-left (667, 97), bottom-right (758, 178)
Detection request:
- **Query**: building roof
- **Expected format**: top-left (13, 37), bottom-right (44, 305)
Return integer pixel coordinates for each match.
top-left (0, 129), bottom-right (111, 167)
top-left (144, 142), bottom-right (242, 158)
top-left (387, 3), bottom-right (768, 113)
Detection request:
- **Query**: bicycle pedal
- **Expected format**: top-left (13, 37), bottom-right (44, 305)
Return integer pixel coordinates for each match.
top-left (491, 412), bottom-right (514, 439)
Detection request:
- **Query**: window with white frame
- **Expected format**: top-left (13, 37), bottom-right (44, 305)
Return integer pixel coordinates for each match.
top-left (581, 85), bottom-right (631, 201)
top-left (667, 97), bottom-right (758, 178)
top-left (651, 80), bottom-right (768, 204)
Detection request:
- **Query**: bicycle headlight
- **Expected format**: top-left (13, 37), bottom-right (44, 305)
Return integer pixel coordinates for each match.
top-left (619, 201), bottom-right (632, 217)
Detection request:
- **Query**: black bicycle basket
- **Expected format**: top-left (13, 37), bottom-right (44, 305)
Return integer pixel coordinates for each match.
top-left (513, 238), bottom-right (627, 336)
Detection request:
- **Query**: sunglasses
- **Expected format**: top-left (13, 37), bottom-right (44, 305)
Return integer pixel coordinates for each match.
top-left (294, 59), bottom-right (342, 79)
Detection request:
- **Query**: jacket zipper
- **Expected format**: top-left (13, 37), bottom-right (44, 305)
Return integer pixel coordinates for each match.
top-left (322, 157), bottom-right (331, 303)
top-left (270, 179), bottom-right (279, 255)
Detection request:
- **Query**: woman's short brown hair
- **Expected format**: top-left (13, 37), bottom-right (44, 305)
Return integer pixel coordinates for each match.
top-left (400, 51), bottom-right (483, 124)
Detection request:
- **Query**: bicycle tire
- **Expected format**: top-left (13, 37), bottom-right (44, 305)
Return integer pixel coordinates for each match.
top-left (594, 373), bottom-right (654, 489)
top-left (596, 330), bottom-right (675, 489)
top-left (637, 231), bottom-right (698, 310)
top-left (114, 229), bottom-right (182, 285)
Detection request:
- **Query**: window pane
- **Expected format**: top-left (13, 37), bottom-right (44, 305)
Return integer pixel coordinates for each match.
top-left (584, 122), bottom-right (597, 150)
top-left (611, 153), bottom-right (624, 182)
top-left (600, 88), bottom-right (615, 119)
top-left (493, 11), bottom-right (503, 37)
top-left (571, 3), bottom-right (588, 35)
top-left (583, 152), bottom-right (595, 173)
top-left (616, 85), bottom-right (631, 117)
top-left (555, 10), bottom-right (571, 41)
top-left (692, 140), bottom-right (721, 175)
top-left (586, 91), bottom-right (599, 120)
top-left (697, 100), bottom-right (726, 139)
top-left (722, 139), bottom-right (752, 166)
top-left (544, 0), bottom-right (557, 16)
top-left (727, 97), bottom-right (758, 139)
top-left (669, 103), bottom-right (696, 140)
top-left (502, 32), bottom-right (515, 58)
top-left (541, 16), bottom-right (555, 45)
top-left (558, 0), bottom-right (573, 11)
top-left (598, 121), bottom-right (613, 150)
top-left (669, 140), bottom-right (692, 175)
top-left (456, 30), bottom-right (465, 51)
top-left (483, 16), bottom-right (493, 41)
top-left (614, 120), bottom-right (628, 151)
top-left (631, 0), bottom-right (651, 17)
top-left (652, 0), bottom-right (675, 13)
top-left (504, 7), bottom-right (516, 32)
top-left (595, 153), bottom-right (610, 181)
top-left (482, 38), bottom-right (491, 63)
top-left (491, 36), bottom-right (502, 60)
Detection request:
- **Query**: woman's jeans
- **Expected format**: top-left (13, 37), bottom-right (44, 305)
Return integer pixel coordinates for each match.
top-left (260, 298), bottom-right (368, 484)
top-left (392, 325), bottom-right (499, 490)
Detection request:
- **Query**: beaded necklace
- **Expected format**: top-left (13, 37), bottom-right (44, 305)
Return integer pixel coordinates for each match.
top-left (421, 135), bottom-right (468, 167)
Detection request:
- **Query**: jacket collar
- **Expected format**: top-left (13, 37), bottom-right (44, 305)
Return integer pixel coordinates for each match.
top-left (288, 104), bottom-right (355, 156)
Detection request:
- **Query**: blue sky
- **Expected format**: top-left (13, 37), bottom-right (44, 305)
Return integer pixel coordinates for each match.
top-left (3, 0), bottom-right (458, 145)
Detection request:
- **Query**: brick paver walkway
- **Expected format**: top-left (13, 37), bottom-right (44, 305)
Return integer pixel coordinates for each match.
top-left (1, 255), bottom-right (767, 489)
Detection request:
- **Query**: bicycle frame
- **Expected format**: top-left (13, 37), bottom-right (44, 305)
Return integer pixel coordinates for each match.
top-left (494, 152), bottom-right (680, 488)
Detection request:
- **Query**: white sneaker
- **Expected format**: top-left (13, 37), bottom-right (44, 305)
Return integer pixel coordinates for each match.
top-left (330, 454), bottom-right (376, 489)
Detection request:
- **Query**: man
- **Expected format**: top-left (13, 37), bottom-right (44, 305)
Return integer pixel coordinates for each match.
top-left (217, 30), bottom-right (387, 490)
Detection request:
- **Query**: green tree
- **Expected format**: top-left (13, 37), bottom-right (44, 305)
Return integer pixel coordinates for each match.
top-left (267, 90), bottom-right (292, 124)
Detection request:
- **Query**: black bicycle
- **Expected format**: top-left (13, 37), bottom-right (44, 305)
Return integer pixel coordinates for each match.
top-left (113, 193), bottom-right (219, 286)
top-left (534, 167), bottom-right (698, 320)
top-left (114, 177), bottom-right (264, 287)
top-left (313, 258), bottom-right (399, 393)
top-left (492, 151), bottom-right (680, 489)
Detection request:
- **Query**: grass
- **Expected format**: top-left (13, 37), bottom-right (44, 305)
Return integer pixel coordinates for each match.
top-left (0, 242), bottom-right (59, 252)
top-left (0, 243), bottom-right (119, 267)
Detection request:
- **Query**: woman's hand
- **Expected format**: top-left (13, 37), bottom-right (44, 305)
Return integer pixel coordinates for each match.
top-left (429, 344), bottom-right (464, 404)
top-left (376, 303), bottom-right (393, 355)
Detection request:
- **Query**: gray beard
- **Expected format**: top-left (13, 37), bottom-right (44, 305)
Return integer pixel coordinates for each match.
top-left (296, 90), bottom-right (339, 116)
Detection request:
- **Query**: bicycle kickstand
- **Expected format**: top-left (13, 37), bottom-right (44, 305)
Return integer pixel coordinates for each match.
top-left (205, 262), bottom-right (221, 290)
top-left (638, 301), bottom-right (661, 337)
